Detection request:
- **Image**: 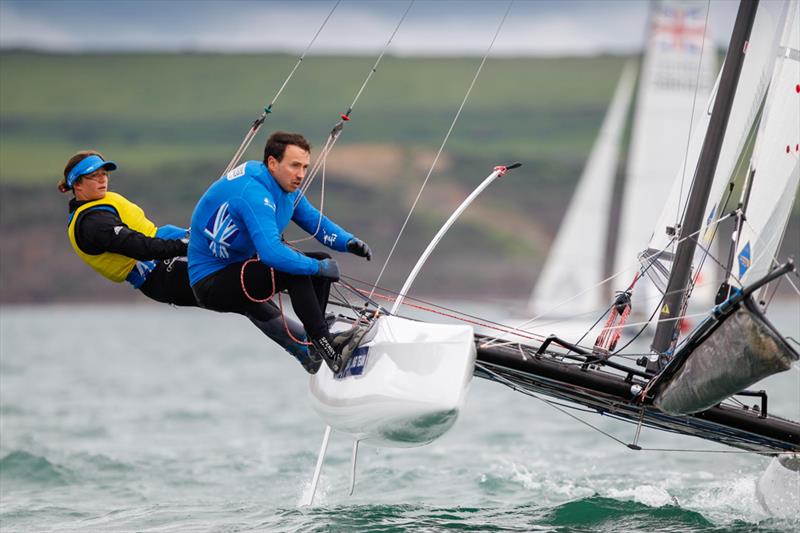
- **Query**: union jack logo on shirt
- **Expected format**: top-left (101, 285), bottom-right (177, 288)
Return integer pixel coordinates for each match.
top-left (204, 202), bottom-right (240, 258)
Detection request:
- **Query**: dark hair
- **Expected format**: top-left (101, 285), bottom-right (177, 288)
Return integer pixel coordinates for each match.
top-left (58, 150), bottom-right (102, 193)
top-left (263, 132), bottom-right (311, 163)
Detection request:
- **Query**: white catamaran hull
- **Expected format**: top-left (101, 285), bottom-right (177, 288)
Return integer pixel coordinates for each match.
top-left (308, 316), bottom-right (476, 447)
top-left (756, 454), bottom-right (800, 518)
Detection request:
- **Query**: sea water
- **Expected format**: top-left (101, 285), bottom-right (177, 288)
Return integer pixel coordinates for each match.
top-left (1, 302), bottom-right (798, 532)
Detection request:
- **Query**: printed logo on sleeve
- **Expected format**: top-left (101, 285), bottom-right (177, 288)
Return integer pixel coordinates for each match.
top-left (263, 197), bottom-right (275, 210)
top-left (323, 232), bottom-right (338, 247)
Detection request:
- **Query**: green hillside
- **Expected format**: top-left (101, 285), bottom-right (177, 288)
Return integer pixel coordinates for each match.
top-left (0, 52), bottom-right (622, 185)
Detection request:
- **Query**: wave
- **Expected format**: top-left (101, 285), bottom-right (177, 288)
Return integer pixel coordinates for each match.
top-left (273, 497), bottom-right (797, 532)
top-left (0, 450), bottom-right (73, 487)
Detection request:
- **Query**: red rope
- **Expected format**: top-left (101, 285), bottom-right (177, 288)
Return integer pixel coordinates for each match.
top-left (240, 257), bottom-right (276, 303)
top-left (241, 258), bottom-right (311, 346)
top-left (593, 296), bottom-right (633, 353)
top-left (277, 293), bottom-right (312, 346)
top-left (351, 287), bottom-right (543, 342)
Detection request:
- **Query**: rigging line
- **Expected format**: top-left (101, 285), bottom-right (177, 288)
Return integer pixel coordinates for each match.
top-left (493, 211), bottom-right (737, 348)
top-left (490, 289), bottom-right (718, 352)
top-left (687, 233), bottom-right (744, 288)
top-left (476, 362), bottom-right (630, 447)
top-left (484, 243), bottom-right (675, 349)
top-left (336, 279), bottom-right (392, 316)
top-left (369, 0), bottom-right (515, 302)
top-left (287, 146), bottom-right (329, 244)
top-left (687, 176), bottom-right (739, 301)
top-left (675, 0), bottom-right (712, 227)
top-left (295, 0), bottom-right (415, 206)
top-left (676, 78), bottom-right (762, 264)
top-left (566, 301), bottom-right (616, 354)
top-left (612, 299), bottom-right (662, 355)
top-left (345, 0), bottom-right (415, 117)
top-left (488, 262), bottom-right (645, 348)
top-left (765, 273), bottom-right (795, 306)
top-left (486, 364), bottom-right (791, 455)
top-left (341, 275), bottom-right (548, 342)
top-left (222, 0), bottom-right (340, 176)
top-left (340, 273), bottom-right (550, 341)
top-left (566, 248), bottom-right (676, 352)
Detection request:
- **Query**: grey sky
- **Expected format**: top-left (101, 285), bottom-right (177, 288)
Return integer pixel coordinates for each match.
top-left (0, 0), bottom-right (738, 56)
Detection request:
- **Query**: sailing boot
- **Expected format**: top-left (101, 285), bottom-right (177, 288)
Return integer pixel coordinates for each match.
top-left (247, 313), bottom-right (322, 374)
top-left (332, 323), bottom-right (373, 361)
top-left (296, 345), bottom-right (323, 375)
top-left (310, 335), bottom-right (351, 374)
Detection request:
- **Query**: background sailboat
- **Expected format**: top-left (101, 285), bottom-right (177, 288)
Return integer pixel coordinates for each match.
top-left (528, 0), bottom-right (718, 335)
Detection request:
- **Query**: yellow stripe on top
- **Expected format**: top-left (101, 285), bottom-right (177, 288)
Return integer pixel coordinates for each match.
top-left (67, 192), bottom-right (157, 283)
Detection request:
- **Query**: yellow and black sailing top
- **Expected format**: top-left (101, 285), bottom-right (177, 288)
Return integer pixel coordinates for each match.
top-left (67, 192), bottom-right (186, 286)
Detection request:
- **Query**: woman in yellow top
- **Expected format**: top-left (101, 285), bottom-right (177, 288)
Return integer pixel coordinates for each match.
top-left (60, 150), bottom-right (318, 372)
top-left (61, 150), bottom-right (196, 305)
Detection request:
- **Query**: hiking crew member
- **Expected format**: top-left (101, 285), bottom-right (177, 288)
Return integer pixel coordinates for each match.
top-left (61, 151), bottom-right (197, 307)
top-left (188, 132), bottom-right (372, 374)
top-left (61, 150), bottom-right (316, 370)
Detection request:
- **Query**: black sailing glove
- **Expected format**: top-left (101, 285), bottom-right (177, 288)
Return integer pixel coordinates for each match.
top-left (346, 238), bottom-right (372, 261)
top-left (317, 258), bottom-right (341, 281)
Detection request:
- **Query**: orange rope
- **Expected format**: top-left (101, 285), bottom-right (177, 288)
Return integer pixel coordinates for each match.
top-left (240, 257), bottom-right (276, 303)
top-left (241, 258), bottom-right (312, 346)
top-left (351, 287), bottom-right (543, 342)
top-left (278, 293), bottom-right (312, 346)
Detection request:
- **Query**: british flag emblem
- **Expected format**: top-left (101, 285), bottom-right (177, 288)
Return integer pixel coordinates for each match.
top-left (652, 6), bottom-right (706, 52)
top-left (204, 202), bottom-right (240, 258)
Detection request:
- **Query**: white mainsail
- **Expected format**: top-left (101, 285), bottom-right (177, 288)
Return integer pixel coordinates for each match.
top-left (732, 1), bottom-right (800, 287)
top-left (527, 63), bottom-right (636, 316)
top-left (614, 0), bottom-right (717, 309)
top-left (644, 0), bottom-right (790, 299)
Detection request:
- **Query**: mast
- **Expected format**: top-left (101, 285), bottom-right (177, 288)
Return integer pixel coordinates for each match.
top-left (650, 0), bottom-right (759, 362)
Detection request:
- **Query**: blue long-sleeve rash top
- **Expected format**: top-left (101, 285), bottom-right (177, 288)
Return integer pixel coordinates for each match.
top-left (188, 160), bottom-right (353, 285)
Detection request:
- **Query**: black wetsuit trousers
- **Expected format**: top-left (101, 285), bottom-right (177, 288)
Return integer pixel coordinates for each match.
top-left (139, 257), bottom-right (199, 307)
top-left (191, 252), bottom-right (332, 340)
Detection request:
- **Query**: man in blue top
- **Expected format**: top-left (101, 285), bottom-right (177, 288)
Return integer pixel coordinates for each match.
top-left (189, 132), bottom-right (372, 374)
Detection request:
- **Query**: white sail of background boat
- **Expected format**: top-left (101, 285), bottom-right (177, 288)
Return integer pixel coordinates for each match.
top-left (527, 63), bottom-right (636, 318)
top-left (529, 0), bottom-right (718, 323)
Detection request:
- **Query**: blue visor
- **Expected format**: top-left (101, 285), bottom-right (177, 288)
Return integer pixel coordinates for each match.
top-left (66, 155), bottom-right (117, 188)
